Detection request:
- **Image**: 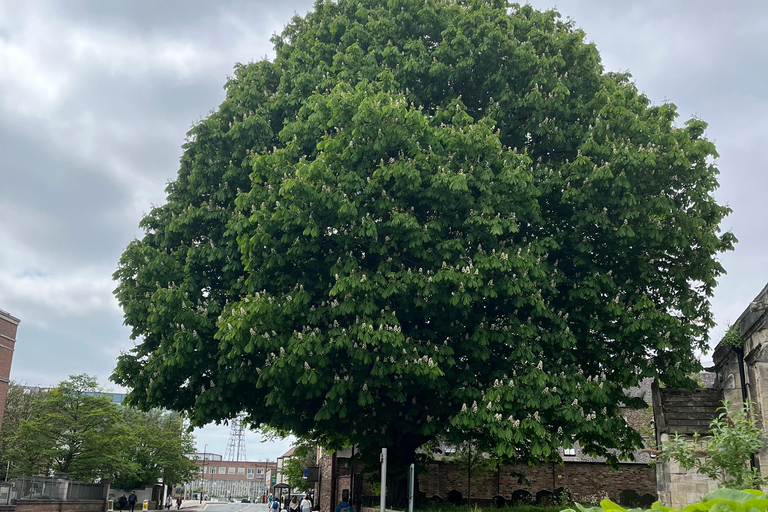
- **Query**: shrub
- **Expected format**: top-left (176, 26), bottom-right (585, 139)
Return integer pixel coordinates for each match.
top-left (562, 488), bottom-right (768, 512)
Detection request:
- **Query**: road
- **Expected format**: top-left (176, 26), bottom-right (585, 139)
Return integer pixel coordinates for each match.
top-left (182, 501), bottom-right (271, 512)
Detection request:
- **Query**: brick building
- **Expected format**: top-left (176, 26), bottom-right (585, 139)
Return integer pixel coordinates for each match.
top-left (189, 454), bottom-right (277, 500)
top-left (0, 308), bottom-right (20, 430)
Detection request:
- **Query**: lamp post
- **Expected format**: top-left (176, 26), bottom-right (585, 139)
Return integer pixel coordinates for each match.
top-left (201, 444), bottom-right (208, 503)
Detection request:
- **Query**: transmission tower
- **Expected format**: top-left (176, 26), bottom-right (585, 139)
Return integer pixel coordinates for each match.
top-left (224, 413), bottom-right (247, 461)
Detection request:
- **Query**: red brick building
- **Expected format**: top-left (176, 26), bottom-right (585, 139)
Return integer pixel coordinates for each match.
top-left (0, 308), bottom-right (20, 430)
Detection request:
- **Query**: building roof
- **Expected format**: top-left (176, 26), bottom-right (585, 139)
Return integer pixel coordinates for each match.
top-left (0, 308), bottom-right (20, 325)
top-left (281, 446), bottom-right (296, 458)
top-left (653, 385), bottom-right (723, 437)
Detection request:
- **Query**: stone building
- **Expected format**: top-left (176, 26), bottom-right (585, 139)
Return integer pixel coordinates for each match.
top-left (0, 308), bottom-right (20, 430)
top-left (653, 282), bottom-right (768, 506)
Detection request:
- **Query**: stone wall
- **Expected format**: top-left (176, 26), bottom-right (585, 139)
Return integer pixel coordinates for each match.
top-left (654, 432), bottom-right (720, 508)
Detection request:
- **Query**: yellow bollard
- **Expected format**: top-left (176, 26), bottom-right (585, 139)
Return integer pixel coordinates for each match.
top-left (108, 500), bottom-right (114, 511)
top-left (143, 500), bottom-right (149, 511)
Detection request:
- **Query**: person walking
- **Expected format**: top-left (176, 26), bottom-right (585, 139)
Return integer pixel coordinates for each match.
top-left (289, 496), bottom-right (300, 512)
top-left (334, 492), bottom-right (352, 512)
top-left (166, 495), bottom-right (172, 510)
top-left (176, 496), bottom-right (183, 510)
top-left (128, 492), bottom-right (138, 512)
top-left (271, 496), bottom-right (280, 512)
top-left (300, 495), bottom-right (311, 512)
top-left (118, 494), bottom-right (128, 512)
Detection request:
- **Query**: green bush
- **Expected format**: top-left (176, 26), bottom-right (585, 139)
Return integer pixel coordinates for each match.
top-left (562, 489), bottom-right (768, 512)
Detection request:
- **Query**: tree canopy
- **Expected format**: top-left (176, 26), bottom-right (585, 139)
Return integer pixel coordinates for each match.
top-left (113, 0), bottom-right (734, 471)
top-left (2, 376), bottom-right (197, 487)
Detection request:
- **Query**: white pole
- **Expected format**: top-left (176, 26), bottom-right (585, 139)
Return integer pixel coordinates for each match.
top-left (408, 464), bottom-right (414, 512)
top-left (379, 448), bottom-right (387, 512)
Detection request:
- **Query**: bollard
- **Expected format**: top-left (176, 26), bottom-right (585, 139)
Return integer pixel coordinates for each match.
top-left (108, 500), bottom-right (114, 511)
top-left (143, 500), bottom-right (149, 511)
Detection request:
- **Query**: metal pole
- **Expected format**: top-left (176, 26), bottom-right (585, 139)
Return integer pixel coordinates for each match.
top-left (408, 464), bottom-right (414, 512)
top-left (201, 444), bottom-right (208, 503)
top-left (379, 448), bottom-right (387, 512)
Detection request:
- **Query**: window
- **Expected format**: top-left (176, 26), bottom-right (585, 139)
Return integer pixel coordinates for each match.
top-left (209, 467), bottom-right (216, 474)
top-left (563, 448), bottom-right (575, 456)
top-left (257, 468), bottom-right (264, 476)
top-left (219, 467), bottom-right (226, 474)
top-left (238, 467), bottom-right (245, 475)
top-left (228, 467), bottom-right (236, 474)
top-left (247, 468), bottom-right (255, 479)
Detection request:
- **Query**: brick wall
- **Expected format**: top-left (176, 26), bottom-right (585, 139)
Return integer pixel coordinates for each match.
top-left (419, 461), bottom-right (655, 504)
top-left (315, 450), bottom-right (655, 511)
top-left (13, 500), bottom-right (103, 512)
top-left (0, 309), bottom-right (20, 432)
top-left (316, 449), bottom-right (333, 512)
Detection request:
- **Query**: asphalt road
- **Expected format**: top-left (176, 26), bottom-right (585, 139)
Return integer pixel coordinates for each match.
top-left (197, 502), bottom-right (271, 512)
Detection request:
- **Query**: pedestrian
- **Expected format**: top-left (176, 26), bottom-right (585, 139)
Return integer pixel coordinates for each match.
top-left (289, 496), bottom-right (299, 512)
top-left (271, 496), bottom-right (280, 512)
top-left (300, 495), bottom-right (311, 512)
top-left (333, 492), bottom-right (352, 512)
top-left (177, 496), bottom-right (183, 510)
top-left (166, 495), bottom-right (172, 510)
top-left (128, 491), bottom-right (138, 512)
top-left (118, 494), bottom-right (128, 512)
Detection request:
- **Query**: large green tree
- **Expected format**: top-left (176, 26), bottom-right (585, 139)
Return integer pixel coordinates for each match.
top-left (112, 409), bottom-right (198, 491)
top-left (0, 382), bottom-right (42, 479)
top-left (9, 375), bottom-right (127, 480)
top-left (112, 0), bottom-right (734, 487)
top-left (5, 375), bottom-right (197, 488)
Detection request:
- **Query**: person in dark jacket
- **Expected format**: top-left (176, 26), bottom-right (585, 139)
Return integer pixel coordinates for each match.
top-left (128, 491), bottom-right (138, 512)
top-left (118, 494), bottom-right (128, 512)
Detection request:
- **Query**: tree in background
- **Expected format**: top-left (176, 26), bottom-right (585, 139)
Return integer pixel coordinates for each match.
top-left (9, 374), bottom-right (127, 480)
top-left (449, 440), bottom-right (496, 507)
top-left (112, 409), bottom-right (198, 491)
top-left (112, 0), bottom-right (735, 502)
top-left (281, 443), bottom-right (317, 494)
top-left (3, 375), bottom-right (197, 488)
top-left (0, 383), bottom-right (42, 479)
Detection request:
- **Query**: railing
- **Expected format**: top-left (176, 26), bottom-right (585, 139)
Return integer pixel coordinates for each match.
top-left (7, 476), bottom-right (105, 501)
top-left (67, 480), bottom-right (106, 500)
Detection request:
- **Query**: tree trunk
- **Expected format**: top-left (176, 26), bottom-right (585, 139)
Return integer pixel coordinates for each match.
top-left (383, 435), bottom-right (423, 509)
top-left (467, 443), bottom-right (472, 508)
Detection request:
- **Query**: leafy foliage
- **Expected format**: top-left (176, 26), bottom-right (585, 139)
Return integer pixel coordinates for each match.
top-left (449, 440), bottom-right (497, 507)
top-left (719, 325), bottom-right (742, 348)
top-left (112, 0), bottom-right (735, 472)
top-left (564, 488), bottom-right (768, 512)
top-left (0, 382), bottom-right (44, 479)
top-left (112, 409), bottom-right (199, 491)
top-left (281, 442), bottom-right (317, 494)
top-left (4, 375), bottom-right (196, 488)
top-left (8, 375), bottom-right (127, 480)
top-left (658, 401), bottom-right (766, 490)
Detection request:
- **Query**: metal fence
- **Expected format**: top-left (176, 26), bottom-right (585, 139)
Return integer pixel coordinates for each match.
top-left (5, 476), bottom-right (105, 502)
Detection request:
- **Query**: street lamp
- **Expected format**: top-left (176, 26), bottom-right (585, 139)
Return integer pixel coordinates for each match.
top-left (200, 444), bottom-right (208, 503)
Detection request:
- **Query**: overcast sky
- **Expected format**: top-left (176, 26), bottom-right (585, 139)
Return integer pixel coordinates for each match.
top-left (1, 0), bottom-right (766, 460)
